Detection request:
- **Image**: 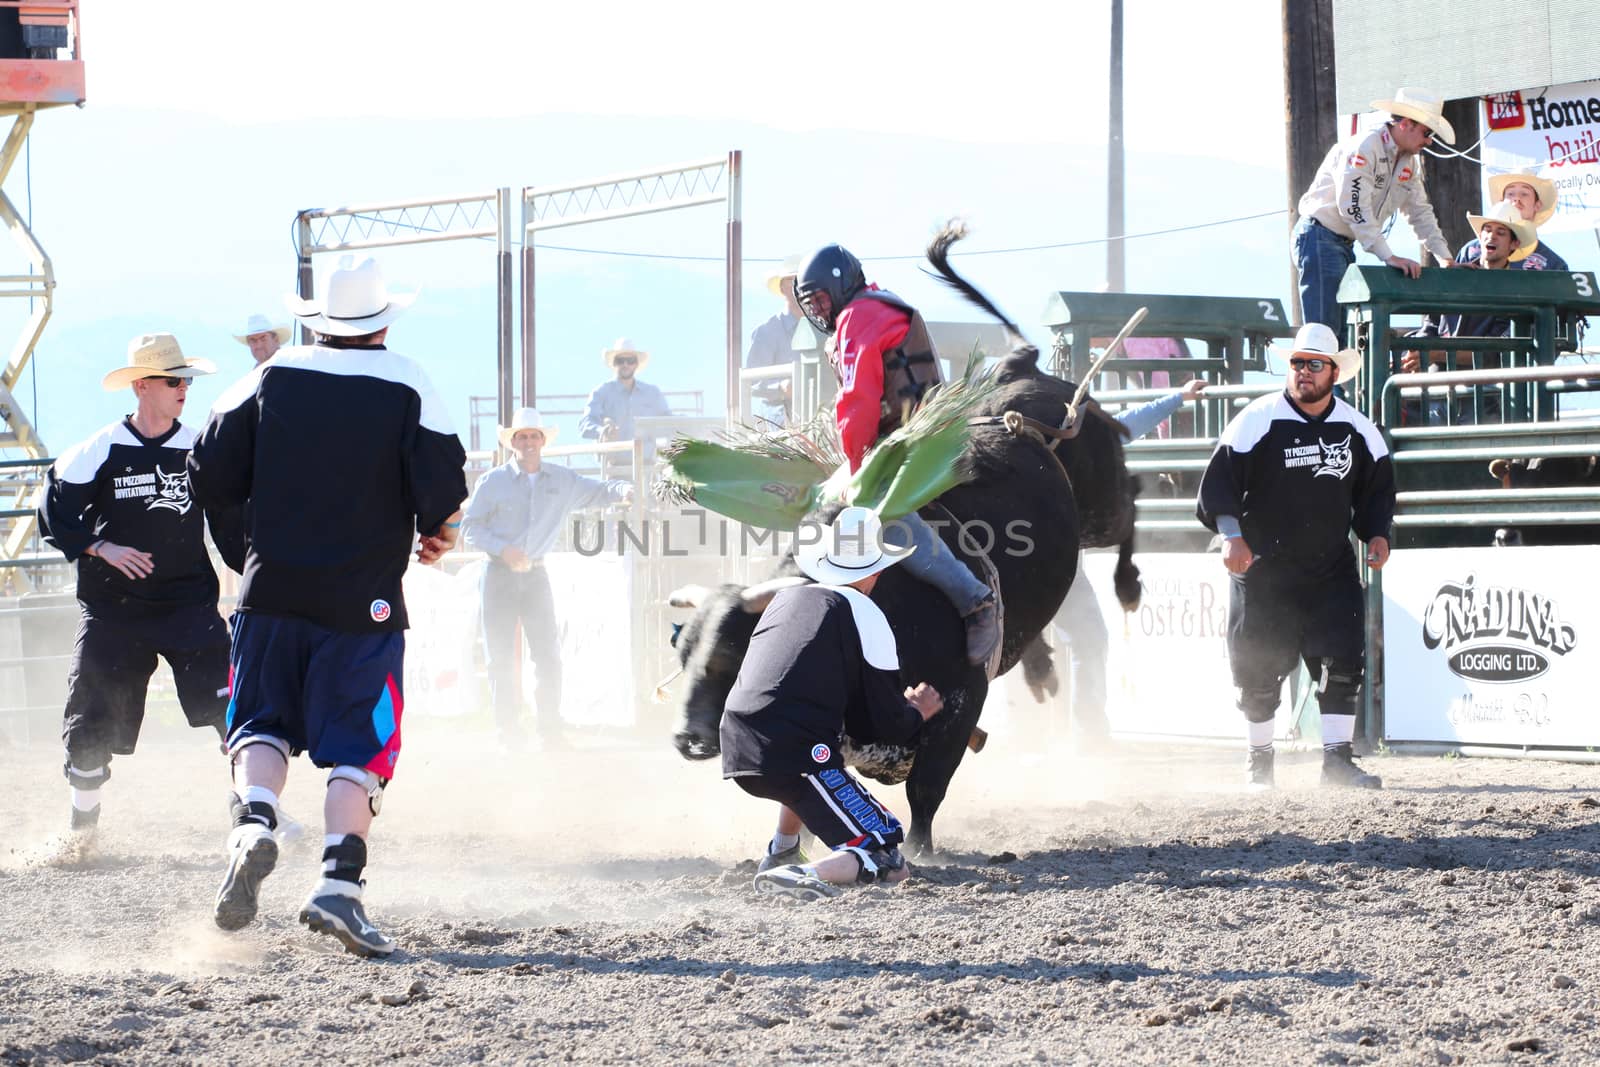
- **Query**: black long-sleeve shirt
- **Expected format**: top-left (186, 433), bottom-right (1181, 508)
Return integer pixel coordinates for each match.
top-left (1196, 392), bottom-right (1396, 580)
top-left (188, 342), bottom-right (468, 633)
top-left (39, 418), bottom-right (239, 619)
top-left (720, 584), bottom-right (923, 777)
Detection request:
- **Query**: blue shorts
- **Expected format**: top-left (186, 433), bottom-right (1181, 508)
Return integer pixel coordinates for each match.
top-left (226, 613), bottom-right (406, 779)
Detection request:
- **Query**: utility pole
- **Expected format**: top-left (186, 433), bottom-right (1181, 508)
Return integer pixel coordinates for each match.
top-left (1106, 0), bottom-right (1125, 292)
top-left (1281, 0), bottom-right (1335, 325)
top-left (1428, 98), bottom-right (1482, 254)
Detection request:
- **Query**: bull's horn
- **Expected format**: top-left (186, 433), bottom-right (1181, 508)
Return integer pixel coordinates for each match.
top-left (667, 584), bottom-right (712, 609)
top-left (739, 576), bottom-right (811, 613)
top-left (650, 666), bottom-right (684, 704)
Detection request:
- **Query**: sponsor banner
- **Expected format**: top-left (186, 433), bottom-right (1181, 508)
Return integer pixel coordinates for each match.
top-left (400, 560), bottom-right (482, 718)
top-left (545, 552), bottom-right (635, 726)
top-left (1480, 81), bottom-right (1600, 233)
top-left (1382, 546), bottom-right (1594, 747)
top-left (1083, 553), bottom-right (1301, 742)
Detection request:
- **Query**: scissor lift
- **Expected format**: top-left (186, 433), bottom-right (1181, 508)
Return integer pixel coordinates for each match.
top-left (0, 0), bottom-right (82, 578)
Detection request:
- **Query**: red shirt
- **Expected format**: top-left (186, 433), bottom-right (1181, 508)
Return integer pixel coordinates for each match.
top-left (832, 287), bottom-right (911, 471)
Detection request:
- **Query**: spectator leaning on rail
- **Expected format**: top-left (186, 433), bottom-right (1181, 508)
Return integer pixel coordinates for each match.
top-left (1399, 200), bottom-right (1539, 424)
top-left (722, 506), bottom-right (943, 902)
top-left (1293, 86), bottom-right (1456, 337)
top-left (1456, 171), bottom-right (1566, 272)
top-left (37, 333), bottom-right (243, 851)
top-left (233, 313), bottom-right (290, 366)
top-left (1197, 323), bottom-right (1396, 791)
top-left (579, 337), bottom-right (671, 478)
top-left (462, 407), bottom-right (633, 751)
top-left (793, 242), bottom-right (999, 665)
top-left (744, 254), bottom-right (806, 428)
top-left (1051, 377), bottom-right (1207, 748)
top-left (190, 255), bottom-right (468, 958)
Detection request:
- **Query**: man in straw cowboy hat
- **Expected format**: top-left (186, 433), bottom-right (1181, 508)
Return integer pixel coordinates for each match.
top-left (461, 406), bottom-right (632, 749)
top-left (579, 337), bottom-right (671, 478)
top-left (718, 506), bottom-right (944, 902)
top-left (190, 254), bottom-right (468, 957)
top-left (37, 333), bottom-right (242, 849)
top-left (744, 253), bottom-right (807, 428)
top-left (1455, 170), bottom-right (1566, 272)
top-left (1293, 87), bottom-right (1457, 337)
top-left (1399, 200), bottom-right (1541, 424)
top-left (1197, 323), bottom-right (1396, 791)
top-left (233, 313), bottom-right (291, 366)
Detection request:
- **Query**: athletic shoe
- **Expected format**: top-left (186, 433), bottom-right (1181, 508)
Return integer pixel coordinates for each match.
top-left (299, 882), bottom-right (396, 957)
top-left (1246, 749), bottom-right (1275, 790)
top-left (70, 804), bottom-right (100, 831)
top-left (751, 864), bottom-right (842, 902)
top-left (1321, 743), bottom-right (1382, 790)
top-left (756, 843), bottom-right (809, 873)
top-left (273, 808), bottom-right (307, 850)
top-left (214, 825), bottom-right (278, 931)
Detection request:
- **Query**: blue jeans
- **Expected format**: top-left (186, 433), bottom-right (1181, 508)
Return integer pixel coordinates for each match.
top-left (881, 512), bottom-right (992, 616)
top-left (1293, 217), bottom-right (1356, 338)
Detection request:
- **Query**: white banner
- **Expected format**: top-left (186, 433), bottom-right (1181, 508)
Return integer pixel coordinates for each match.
top-left (400, 561), bottom-right (483, 718)
top-left (1382, 546), bottom-right (1594, 747)
top-left (1481, 82), bottom-right (1600, 234)
top-left (1084, 553), bottom-right (1303, 743)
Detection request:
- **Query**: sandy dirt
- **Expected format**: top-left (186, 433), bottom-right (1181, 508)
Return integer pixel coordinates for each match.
top-left (2, 708), bottom-right (1598, 1066)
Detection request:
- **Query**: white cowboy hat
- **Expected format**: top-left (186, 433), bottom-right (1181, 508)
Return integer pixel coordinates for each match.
top-left (232, 313), bottom-right (291, 346)
top-left (497, 407), bottom-right (560, 451)
top-left (1370, 86), bottom-right (1455, 145)
top-left (796, 506), bottom-right (914, 586)
top-left (284, 255), bottom-right (417, 338)
top-left (1289, 323), bottom-right (1362, 386)
top-left (102, 332), bottom-right (217, 391)
top-left (1466, 199), bottom-right (1540, 262)
top-left (602, 337), bottom-right (650, 371)
top-left (1488, 170), bottom-right (1558, 229)
top-left (766, 253), bottom-right (803, 296)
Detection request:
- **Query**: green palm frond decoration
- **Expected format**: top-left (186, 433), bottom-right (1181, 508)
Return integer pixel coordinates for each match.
top-left (654, 347), bottom-right (1000, 529)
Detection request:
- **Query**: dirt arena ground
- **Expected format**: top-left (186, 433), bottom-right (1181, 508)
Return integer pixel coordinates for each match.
top-left (2, 710), bottom-right (1598, 1066)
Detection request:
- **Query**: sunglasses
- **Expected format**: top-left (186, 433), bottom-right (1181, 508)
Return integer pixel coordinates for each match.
top-left (1289, 358), bottom-right (1330, 373)
top-left (612, 356), bottom-right (638, 367)
top-left (146, 375), bottom-right (188, 388)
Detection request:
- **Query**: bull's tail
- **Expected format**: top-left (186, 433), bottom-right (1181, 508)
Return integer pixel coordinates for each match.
top-left (925, 220), bottom-right (1037, 364)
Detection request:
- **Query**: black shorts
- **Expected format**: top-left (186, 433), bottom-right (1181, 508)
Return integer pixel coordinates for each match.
top-left (1227, 560), bottom-right (1365, 689)
top-left (733, 768), bottom-right (904, 850)
top-left (62, 603), bottom-right (232, 768)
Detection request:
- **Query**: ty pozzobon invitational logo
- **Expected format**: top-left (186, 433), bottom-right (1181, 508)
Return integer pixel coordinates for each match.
top-left (1420, 574), bottom-right (1577, 683)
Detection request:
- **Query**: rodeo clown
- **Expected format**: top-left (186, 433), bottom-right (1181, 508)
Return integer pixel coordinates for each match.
top-left (720, 506), bottom-right (944, 901)
top-left (38, 333), bottom-right (242, 844)
top-left (190, 256), bottom-right (467, 957)
top-left (792, 243), bottom-right (999, 665)
top-left (1196, 324), bottom-right (1396, 790)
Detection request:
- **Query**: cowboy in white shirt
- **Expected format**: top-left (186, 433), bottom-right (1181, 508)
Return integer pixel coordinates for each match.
top-left (233, 313), bottom-right (291, 365)
top-left (1293, 87), bottom-right (1456, 335)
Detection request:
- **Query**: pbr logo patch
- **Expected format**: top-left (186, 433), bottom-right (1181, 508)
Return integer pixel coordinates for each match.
top-left (370, 599), bottom-right (392, 623)
top-left (1350, 153), bottom-right (1368, 167)
top-left (810, 743), bottom-right (831, 764)
top-left (1398, 166), bottom-right (1413, 182)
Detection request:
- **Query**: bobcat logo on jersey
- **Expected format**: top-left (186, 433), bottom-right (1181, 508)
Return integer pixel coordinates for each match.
top-left (1314, 435), bottom-right (1354, 480)
top-left (146, 465), bottom-right (194, 515)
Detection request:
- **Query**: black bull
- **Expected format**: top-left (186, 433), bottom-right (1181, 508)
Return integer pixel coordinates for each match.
top-left (666, 352), bottom-right (1137, 855)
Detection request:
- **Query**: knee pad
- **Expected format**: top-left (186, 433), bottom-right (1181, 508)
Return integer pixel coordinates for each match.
top-left (230, 734), bottom-right (291, 764)
top-left (1315, 658), bottom-right (1363, 715)
top-left (841, 844), bottom-right (906, 885)
top-left (63, 762), bottom-right (110, 790)
top-left (328, 765), bottom-right (388, 816)
top-left (1236, 683), bottom-right (1282, 724)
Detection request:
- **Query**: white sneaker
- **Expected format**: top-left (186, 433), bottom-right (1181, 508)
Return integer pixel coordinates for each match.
top-left (299, 880), bottom-right (396, 957)
top-left (214, 825), bottom-right (278, 931)
top-left (752, 864), bottom-right (842, 901)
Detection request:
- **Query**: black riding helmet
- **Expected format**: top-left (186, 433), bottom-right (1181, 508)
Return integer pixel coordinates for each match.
top-left (794, 244), bottom-right (866, 334)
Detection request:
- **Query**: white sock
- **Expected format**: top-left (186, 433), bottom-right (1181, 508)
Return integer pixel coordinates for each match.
top-left (1321, 714), bottom-right (1356, 747)
top-left (770, 831), bottom-right (800, 854)
top-left (241, 785), bottom-right (280, 811)
top-left (1247, 720), bottom-right (1275, 750)
top-left (71, 786), bottom-right (102, 812)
